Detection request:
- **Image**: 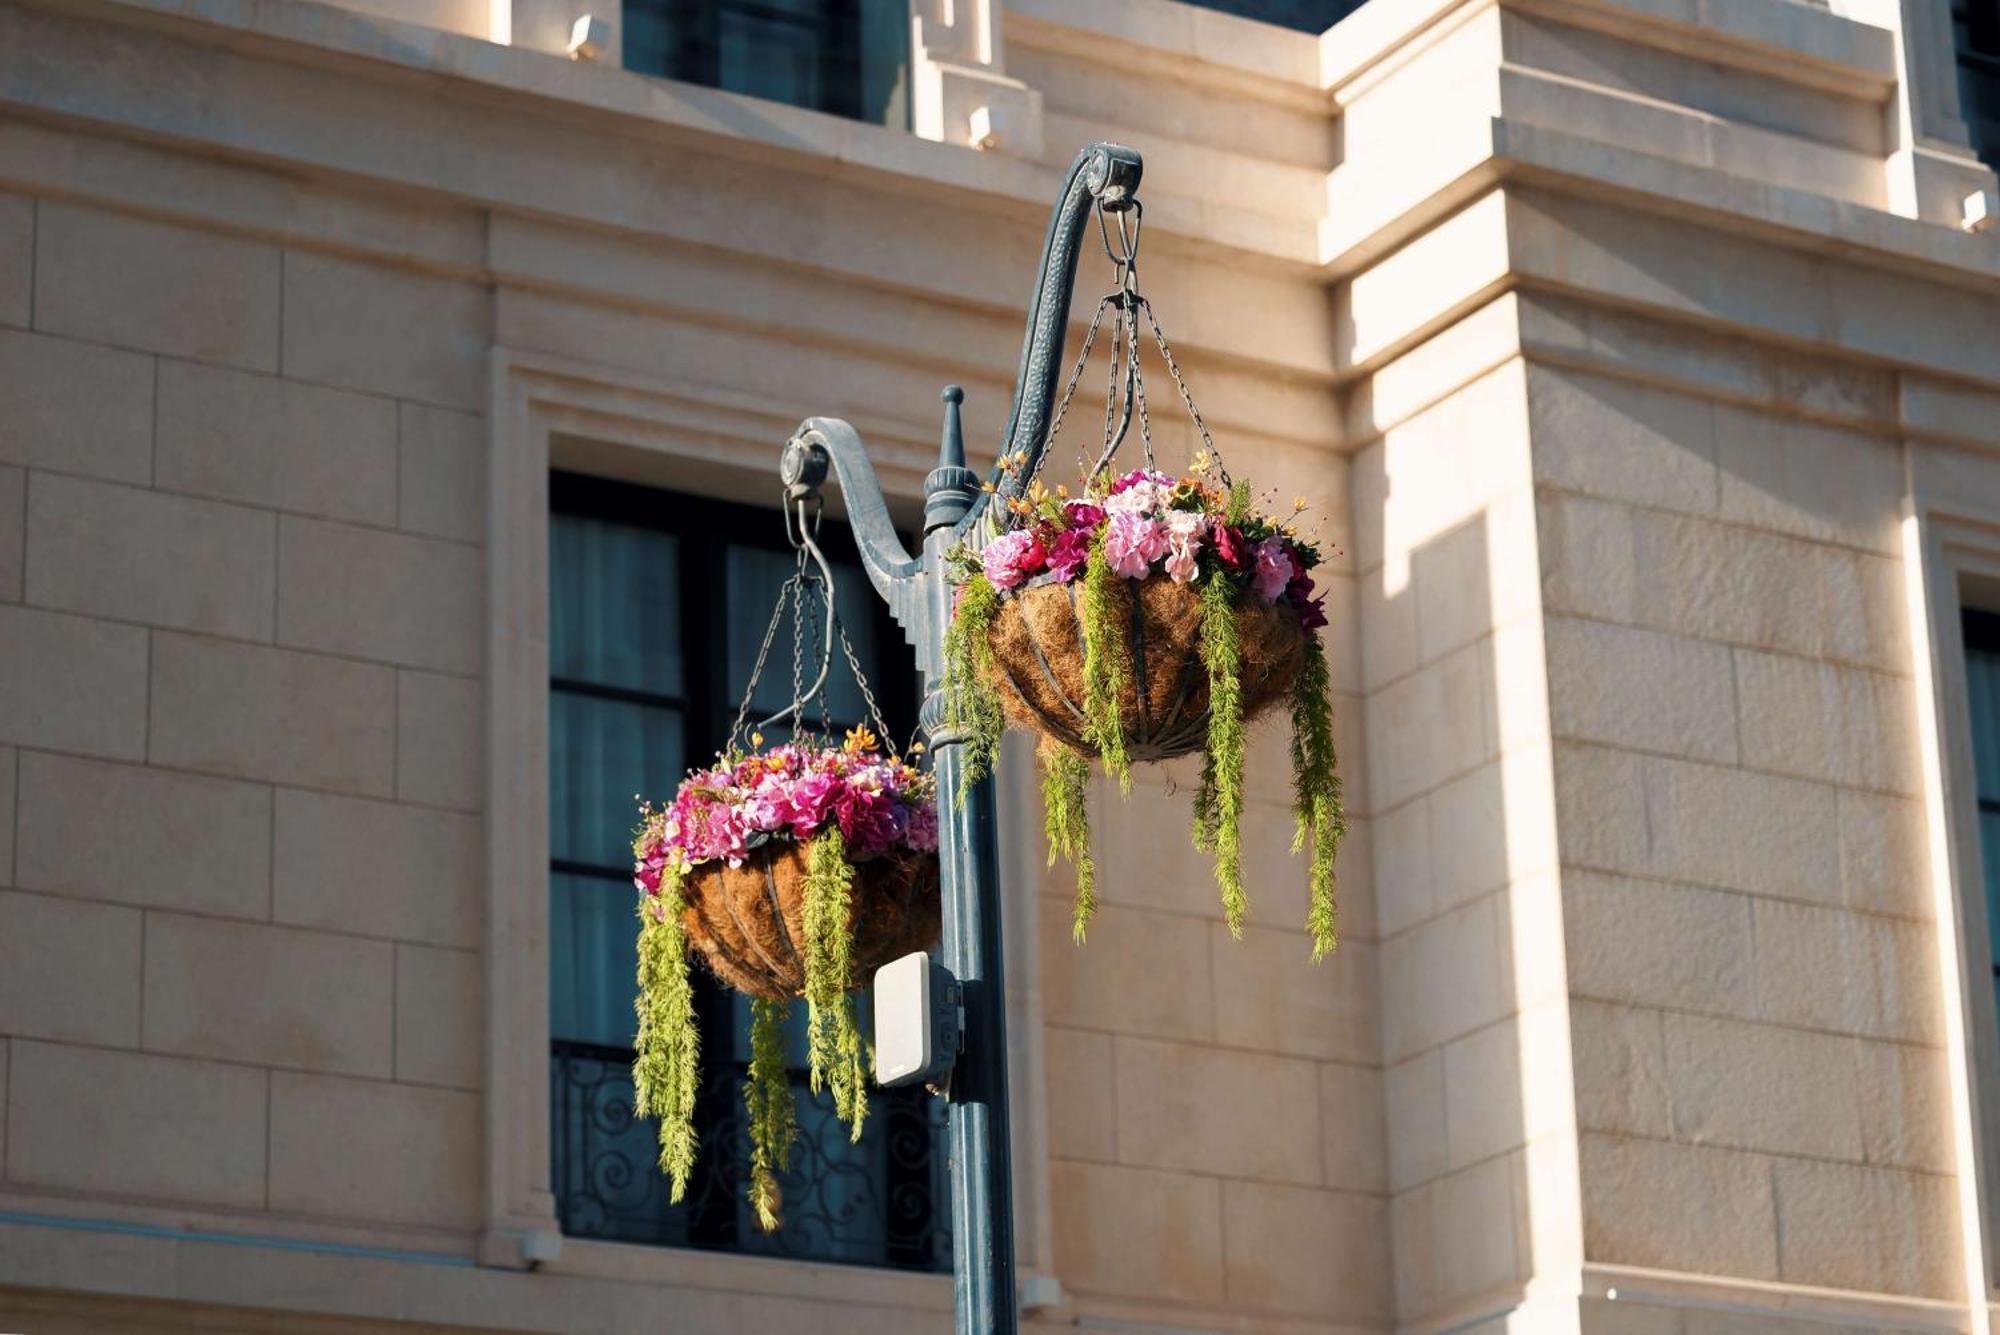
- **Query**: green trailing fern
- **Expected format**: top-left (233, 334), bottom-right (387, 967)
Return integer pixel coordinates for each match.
top-left (942, 575), bottom-right (1006, 800)
top-left (745, 995), bottom-right (797, 1233)
top-left (632, 867), bottom-right (699, 1202)
top-left (1080, 532), bottom-right (1133, 791)
top-left (1039, 737), bottom-right (1096, 942)
top-left (1198, 569), bottom-right (1248, 937)
top-left (801, 828), bottom-right (869, 1138)
top-left (1289, 631), bottom-right (1345, 961)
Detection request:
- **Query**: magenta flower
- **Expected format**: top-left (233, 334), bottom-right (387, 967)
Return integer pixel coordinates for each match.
top-left (982, 529), bottom-right (1047, 590)
top-left (1063, 501), bottom-right (1106, 532)
top-left (1251, 537), bottom-right (1296, 603)
top-left (1046, 527), bottom-right (1092, 583)
top-left (1213, 524), bottom-right (1246, 570)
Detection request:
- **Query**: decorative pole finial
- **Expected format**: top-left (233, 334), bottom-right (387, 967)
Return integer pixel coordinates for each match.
top-left (925, 384), bottom-right (978, 534)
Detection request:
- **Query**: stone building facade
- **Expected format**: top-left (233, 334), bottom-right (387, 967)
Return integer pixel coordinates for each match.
top-left (1, 0), bottom-right (1999, 1332)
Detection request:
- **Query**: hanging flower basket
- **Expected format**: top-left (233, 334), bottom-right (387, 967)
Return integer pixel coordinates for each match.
top-left (630, 506), bottom-right (939, 1235)
top-left (942, 228), bottom-right (1346, 960)
top-left (633, 730), bottom-right (939, 1234)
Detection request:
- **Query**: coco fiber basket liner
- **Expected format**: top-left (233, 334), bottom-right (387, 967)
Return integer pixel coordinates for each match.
top-left (985, 572), bottom-right (1307, 762)
top-left (679, 842), bottom-right (941, 1001)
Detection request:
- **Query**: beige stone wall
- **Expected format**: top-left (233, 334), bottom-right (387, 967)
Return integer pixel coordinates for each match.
top-left (3, 0), bottom-right (2000, 1332)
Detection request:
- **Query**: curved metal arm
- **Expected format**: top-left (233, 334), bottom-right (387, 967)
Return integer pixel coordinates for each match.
top-left (987, 141), bottom-right (1141, 518)
top-left (779, 416), bottom-right (926, 638)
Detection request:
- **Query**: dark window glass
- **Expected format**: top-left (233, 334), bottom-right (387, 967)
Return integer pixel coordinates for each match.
top-left (623, 0), bottom-right (910, 128)
top-left (547, 471), bottom-right (948, 1271)
top-left (1964, 608), bottom-right (2000, 1030)
top-left (1175, 0), bottom-right (1372, 32)
top-left (1956, 0), bottom-right (2000, 172)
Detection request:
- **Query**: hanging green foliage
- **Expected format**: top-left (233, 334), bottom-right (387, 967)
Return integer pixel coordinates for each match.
top-left (633, 866), bottom-right (699, 1202)
top-left (1080, 531), bottom-right (1132, 791)
top-left (801, 827), bottom-right (869, 1138)
top-left (1191, 748), bottom-right (1220, 855)
top-left (942, 574), bottom-right (1006, 799)
top-left (1039, 737), bottom-right (1096, 942)
top-left (1289, 632), bottom-right (1345, 961)
top-left (1198, 568), bottom-right (1248, 937)
top-left (745, 995), bottom-right (797, 1234)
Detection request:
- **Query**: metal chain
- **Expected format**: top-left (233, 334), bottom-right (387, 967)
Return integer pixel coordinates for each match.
top-left (834, 614), bottom-right (894, 745)
top-left (727, 575), bottom-right (794, 752)
top-left (1140, 296), bottom-right (1228, 485)
top-left (1035, 294), bottom-right (1113, 485)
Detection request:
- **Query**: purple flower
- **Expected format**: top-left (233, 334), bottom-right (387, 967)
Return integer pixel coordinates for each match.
top-left (906, 803), bottom-right (938, 852)
top-left (1251, 537), bottom-right (1296, 603)
top-left (1104, 511), bottom-right (1168, 579)
top-left (981, 529), bottom-right (1047, 591)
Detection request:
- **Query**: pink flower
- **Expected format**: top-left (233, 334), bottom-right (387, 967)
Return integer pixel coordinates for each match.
top-left (785, 769), bottom-right (843, 839)
top-left (1251, 537), bottom-right (1297, 603)
top-left (906, 803), bottom-right (939, 852)
top-left (1161, 510), bottom-right (1207, 584)
top-left (1104, 469), bottom-right (1174, 517)
top-left (1046, 527), bottom-right (1092, 583)
top-left (981, 529), bottom-right (1047, 590)
top-left (1104, 511), bottom-right (1168, 578)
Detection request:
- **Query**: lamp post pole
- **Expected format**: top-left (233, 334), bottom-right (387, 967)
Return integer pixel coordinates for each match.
top-left (777, 142), bottom-right (1143, 1335)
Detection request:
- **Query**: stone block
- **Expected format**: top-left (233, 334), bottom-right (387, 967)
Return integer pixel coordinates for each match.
top-left (0, 327), bottom-right (154, 483)
top-left (398, 403), bottom-right (484, 542)
top-left (1527, 366), bottom-right (1718, 516)
top-left (143, 912), bottom-right (393, 1078)
top-left (394, 943), bottom-right (481, 1089)
top-left (1771, 1158), bottom-right (1958, 1298)
top-left (1554, 744), bottom-right (1840, 905)
top-left (155, 359), bottom-right (397, 526)
top-left (1387, 1047), bottom-right (1447, 1191)
top-left (1751, 898), bottom-right (1939, 1044)
top-left (397, 669), bottom-right (481, 812)
top-left (1043, 1025), bottom-right (1115, 1163)
top-left (1661, 1012), bottom-right (1862, 1161)
top-left (1437, 1152), bottom-right (1527, 1302)
top-left (1380, 893), bottom-right (1504, 1063)
top-left (0, 464), bottom-right (20, 602)
top-left (1412, 511), bottom-right (1499, 665)
top-left (1372, 793), bottom-right (1433, 939)
top-left (1739, 648), bottom-right (1920, 795)
top-left (1579, 1133), bottom-right (1777, 1279)
top-left (0, 605), bottom-right (147, 760)
top-left (1049, 1160), bottom-right (1223, 1305)
top-left (0, 193), bottom-right (28, 327)
top-left (1537, 490), bottom-right (1638, 626)
top-left (15, 752), bottom-right (270, 918)
top-left (273, 789), bottom-right (480, 948)
top-left (149, 633), bottom-right (395, 796)
top-left (1364, 641), bottom-right (1494, 812)
top-left (1712, 404), bottom-right (1901, 554)
top-left (1211, 925), bottom-right (1375, 1064)
top-left (1569, 999), bottom-right (1670, 1138)
top-left (1320, 1061), bottom-right (1387, 1193)
top-left (282, 251), bottom-right (489, 409)
top-left (1361, 561), bottom-right (1421, 693)
top-left (26, 473), bottom-right (276, 639)
top-left (5, 1040), bottom-right (265, 1208)
top-left (1429, 759), bottom-right (1509, 913)
top-left (0, 890), bottom-right (141, 1046)
top-left (1222, 1181), bottom-right (1390, 1320)
top-left (278, 516), bottom-right (480, 674)
top-left (1565, 871), bottom-right (1754, 1016)
top-left (35, 203), bottom-right (279, 371)
top-left (1853, 1038), bottom-right (1952, 1173)
top-left (1094, 781), bottom-right (1307, 927)
top-left (0, 746), bottom-right (12, 881)
top-left (268, 1071), bottom-right (480, 1228)
top-left (1112, 1036), bottom-right (1322, 1185)
top-left (1837, 789), bottom-right (1927, 919)
top-left (1545, 617), bottom-right (1737, 764)
top-left (1445, 1018), bottom-right (1525, 1168)
top-left (1040, 899), bottom-right (1212, 1043)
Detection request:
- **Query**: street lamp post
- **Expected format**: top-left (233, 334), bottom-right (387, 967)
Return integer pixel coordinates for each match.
top-left (776, 142), bottom-right (1144, 1335)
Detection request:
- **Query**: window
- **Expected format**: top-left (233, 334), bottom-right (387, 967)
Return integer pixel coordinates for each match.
top-left (1965, 608), bottom-right (2000, 1035)
top-left (1956, 0), bottom-right (2000, 172)
top-left (1175, 0), bottom-right (1373, 32)
top-left (623, 0), bottom-right (910, 128)
top-left (546, 471), bottom-right (948, 1271)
